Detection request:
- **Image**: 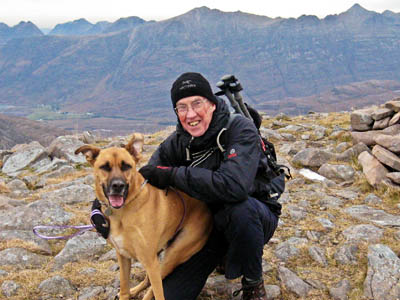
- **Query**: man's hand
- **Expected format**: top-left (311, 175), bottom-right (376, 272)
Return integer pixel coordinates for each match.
top-left (139, 165), bottom-right (176, 190)
top-left (90, 199), bottom-right (110, 239)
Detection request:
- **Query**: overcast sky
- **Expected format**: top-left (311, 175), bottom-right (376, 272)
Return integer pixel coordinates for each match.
top-left (1, 0), bottom-right (399, 29)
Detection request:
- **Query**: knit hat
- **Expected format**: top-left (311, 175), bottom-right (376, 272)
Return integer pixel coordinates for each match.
top-left (171, 72), bottom-right (218, 107)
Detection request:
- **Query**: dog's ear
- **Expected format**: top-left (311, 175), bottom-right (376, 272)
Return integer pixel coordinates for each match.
top-left (75, 145), bottom-right (101, 166)
top-left (125, 133), bottom-right (144, 163)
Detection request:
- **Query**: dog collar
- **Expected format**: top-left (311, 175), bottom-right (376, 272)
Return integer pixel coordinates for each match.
top-left (104, 179), bottom-right (148, 216)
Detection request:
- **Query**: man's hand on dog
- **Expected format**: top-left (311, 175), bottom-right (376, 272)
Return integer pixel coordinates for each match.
top-left (139, 165), bottom-right (176, 190)
top-left (91, 199), bottom-right (110, 239)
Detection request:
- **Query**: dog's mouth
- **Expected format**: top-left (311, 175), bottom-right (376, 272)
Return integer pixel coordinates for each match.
top-left (103, 179), bottom-right (129, 209)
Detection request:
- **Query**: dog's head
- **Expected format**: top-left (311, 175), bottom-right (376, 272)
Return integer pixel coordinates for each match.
top-left (75, 133), bottom-right (144, 209)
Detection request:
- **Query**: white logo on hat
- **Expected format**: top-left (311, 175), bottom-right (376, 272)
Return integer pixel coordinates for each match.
top-left (230, 149), bottom-right (236, 154)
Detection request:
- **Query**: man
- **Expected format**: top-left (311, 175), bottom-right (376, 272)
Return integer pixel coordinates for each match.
top-left (138, 72), bottom-right (280, 300)
top-left (91, 72), bottom-right (280, 299)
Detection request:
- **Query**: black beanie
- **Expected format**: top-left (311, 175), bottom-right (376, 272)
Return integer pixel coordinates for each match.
top-left (171, 72), bottom-right (218, 107)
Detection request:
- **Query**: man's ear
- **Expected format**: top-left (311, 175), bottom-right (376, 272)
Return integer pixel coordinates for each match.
top-left (125, 133), bottom-right (144, 163)
top-left (75, 145), bottom-right (101, 166)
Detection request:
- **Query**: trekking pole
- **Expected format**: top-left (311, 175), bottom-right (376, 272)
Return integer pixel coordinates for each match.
top-left (229, 80), bottom-right (252, 119)
top-left (216, 78), bottom-right (244, 115)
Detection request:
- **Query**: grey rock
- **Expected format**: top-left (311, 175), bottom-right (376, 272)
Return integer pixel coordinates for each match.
top-left (0, 195), bottom-right (26, 210)
top-left (334, 244), bottom-right (359, 265)
top-left (35, 157), bottom-right (69, 174)
top-left (319, 195), bottom-right (343, 208)
top-left (305, 279), bottom-right (327, 290)
top-left (387, 172), bottom-right (400, 184)
top-left (259, 128), bottom-right (283, 140)
top-left (82, 131), bottom-right (96, 144)
top-left (301, 134), bottom-right (310, 140)
top-left (0, 199), bottom-right (72, 230)
top-left (0, 230), bottom-right (52, 255)
top-left (285, 204), bottom-right (307, 221)
top-left (317, 217), bottom-right (335, 230)
top-left (38, 275), bottom-right (76, 297)
top-left (275, 237), bottom-right (307, 262)
top-left (277, 266), bottom-right (312, 298)
top-left (2, 141), bottom-right (48, 175)
top-left (279, 141), bottom-right (306, 156)
top-left (306, 230), bottom-right (323, 241)
top-left (373, 116), bottom-right (391, 129)
top-left (0, 270), bottom-right (8, 277)
top-left (336, 142), bottom-right (350, 153)
top-left (345, 205), bottom-right (400, 226)
top-left (313, 125), bottom-right (327, 140)
top-left (1, 280), bottom-right (20, 297)
top-left (202, 275), bottom-right (239, 299)
top-left (358, 151), bottom-right (389, 186)
top-left (278, 124), bottom-right (304, 132)
top-left (280, 133), bottom-right (296, 141)
top-left (342, 224), bottom-right (384, 244)
top-left (47, 136), bottom-right (86, 163)
top-left (292, 148), bottom-right (335, 167)
top-left (53, 231), bottom-right (107, 270)
top-left (6, 178), bottom-right (28, 190)
top-left (333, 189), bottom-right (359, 201)
top-left (385, 100), bottom-right (400, 112)
top-left (0, 247), bottom-right (47, 269)
top-left (372, 107), bottom-right (394, 121)
top-left (389, 111), bottom-right (400, 126)
top-left (364, 193), bottom-right (382, 204)
top-left (78, 286), bottom-right (104, 300)
top-left (382, 124), bottom-right (400, 134)
top-left (99, 249), bottom-right (118, 262)
top-left (350, 131), bottom-right (382, 146)
top-left (41, 183), bottom-right (94, 205)
top-left (318, 164), bottom-right (355, 182)
top-left (364, 244), bottom-right (400, 300)
top-left (80, 267), bottom-right (97, 275)
top-left (350, 109), bottom-right (374, 131)
top-left (374, 134), bottom-right (400, 154)
top-left (309, 246), bottom-right (328, 266)
top-left (336, 142), bottom-right (370, 162)
top-left (329, 279), bottom-right (351, 300)
top-left (265, 285), bottom-right (281, 300)
top-left (372, 144), bottom-right (400, 171)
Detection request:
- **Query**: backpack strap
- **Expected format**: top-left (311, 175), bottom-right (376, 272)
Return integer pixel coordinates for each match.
top-left (216, 113), bottom-right (239, 152)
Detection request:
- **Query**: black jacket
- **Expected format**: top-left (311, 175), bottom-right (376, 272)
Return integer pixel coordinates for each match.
top-left (149, 98), bottom-right (281, 215)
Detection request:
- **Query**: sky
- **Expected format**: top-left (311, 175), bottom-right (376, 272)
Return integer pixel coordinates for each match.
top-left (1, 0), bottom-right (400, 29)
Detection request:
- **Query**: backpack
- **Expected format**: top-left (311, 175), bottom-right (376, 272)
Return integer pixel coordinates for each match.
top-left (215, 75), bottom-right (291, 206)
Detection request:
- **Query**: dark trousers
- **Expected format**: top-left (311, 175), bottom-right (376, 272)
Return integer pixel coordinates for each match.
top-left (163, 197), bottom-right (278, 300)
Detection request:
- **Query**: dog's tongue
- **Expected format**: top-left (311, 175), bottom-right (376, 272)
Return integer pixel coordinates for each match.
top-left (109, 195), bottom-right (124, 207)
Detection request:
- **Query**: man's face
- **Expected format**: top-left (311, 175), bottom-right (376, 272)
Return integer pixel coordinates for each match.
top-left (175, 96), bottom-right (216, 137)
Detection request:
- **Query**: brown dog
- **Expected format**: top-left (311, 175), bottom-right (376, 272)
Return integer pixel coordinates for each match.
top-left (75, 133), bottom-right (212, 300)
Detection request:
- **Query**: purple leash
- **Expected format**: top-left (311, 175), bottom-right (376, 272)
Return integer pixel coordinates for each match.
top-left (32, 209), bottom-right (105, 240)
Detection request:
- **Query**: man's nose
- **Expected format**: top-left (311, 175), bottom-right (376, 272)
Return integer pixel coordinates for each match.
top-left (186, 105), bottom-right (197, 117)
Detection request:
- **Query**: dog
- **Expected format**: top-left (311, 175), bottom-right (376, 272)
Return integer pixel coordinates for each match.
top-left (75, 133), bottom-right (212, 300)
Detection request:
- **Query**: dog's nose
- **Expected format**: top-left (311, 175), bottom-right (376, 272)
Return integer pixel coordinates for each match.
top-left (110, 179), bottom-right (126, 194)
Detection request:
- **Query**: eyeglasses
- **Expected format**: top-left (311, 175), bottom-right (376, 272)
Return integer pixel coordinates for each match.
top-left (175, 98), bottom-right (208, 115)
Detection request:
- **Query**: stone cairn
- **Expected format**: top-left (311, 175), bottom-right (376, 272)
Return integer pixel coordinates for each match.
top-left (351, 98), bottom-right (400, 188)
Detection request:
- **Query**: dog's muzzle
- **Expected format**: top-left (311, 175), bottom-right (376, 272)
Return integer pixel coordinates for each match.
top-left (103, 178), bottom-right (129, 209)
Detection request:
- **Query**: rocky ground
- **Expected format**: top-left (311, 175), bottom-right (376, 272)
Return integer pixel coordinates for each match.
top-left (1, 110), bottom-right (400, 300)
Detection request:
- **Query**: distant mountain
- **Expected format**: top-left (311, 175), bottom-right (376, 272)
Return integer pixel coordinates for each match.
top-left (0, 114), bottom-right (68, 150)
top-left (48, 16), bottom-right (147, 36)
top-left (0, 21), bottom-right (43, 45)
top-left (1, 4), bottom-right (400, 132)
top-left (49, 18), bottom-right (94, 36)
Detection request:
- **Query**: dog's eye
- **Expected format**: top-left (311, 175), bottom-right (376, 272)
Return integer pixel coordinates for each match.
top-left (121, 161), bottom-right (132, 171)
top-left (100, 163), bottom-right (112, 172)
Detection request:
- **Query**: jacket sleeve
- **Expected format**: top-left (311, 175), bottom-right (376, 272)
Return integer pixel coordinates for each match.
top-left (173, 117), bottom-right (261, 204)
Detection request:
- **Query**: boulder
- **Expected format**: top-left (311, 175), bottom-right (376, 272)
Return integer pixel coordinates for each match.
top-left (358, 151), bottom-right (389, 186)
top-left (385, 99), bottom-right (400, 112)
top-left (52, 231), bottom-right (107, 270)
top-left (382, 124), bottom-right (400, 134)
top-left (0, 199), bottom-right (72, 230)
top-left (47, 136), bottom-right (86, 163)
top-left (389, 111), bottom-right (400, 126)
top-left (277, 266), bottom-right (312, 298)
top-left (350, 131), bottom-right (381, 146)
top-left (345, 205), bottom-right (400, 226)
top-left (372, 144), bottom-right (400, 171)
top-left (364, 244), bottom-right (400, 300)
top-left (38, 275), bottom-right (76, 297)
top-left (41, 183), bottom-right (95, 205)
top-left (0, 230), bottom-right (52, 255)
top-left (1, 141), bottom-right (48, 175)
top-left (387, 172), bottom-right (400, 184)
top-left (275, 237), bottom-right (307, 262)
top-left (0, 248), bottom-right (48, 270)
top-left (371, 107), bottom-right (394, 121)
top-left (292, 148), bottom-right (334, 168)
top-left (329, 279), bottom-right (351, 300)
top-left (1, 280), bottom-right (20, 297)
top-left (336, 142), bottom-right (370, 162)
top-left (318, 164), bottom-right (355, 182)
top-left (334, 244), bottom-right (359, 265)
top-left (342, 224), bottom-right (384, 244)
top-left (308, 246), bottom-right (328, 266)
top-left (374, 134), bottom-right (400, 154)
top-left (350, 108), bottom-right (374, 131)
top-left (373, 116), bottom-right (390, 129)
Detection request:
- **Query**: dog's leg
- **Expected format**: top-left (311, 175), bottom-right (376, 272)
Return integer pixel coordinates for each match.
top-left (117, 252), bottom-right (132, 300)
top-left (138, 255), bottom-right (164, 300)
top-left (129, 274), bottom-right (149, 298)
